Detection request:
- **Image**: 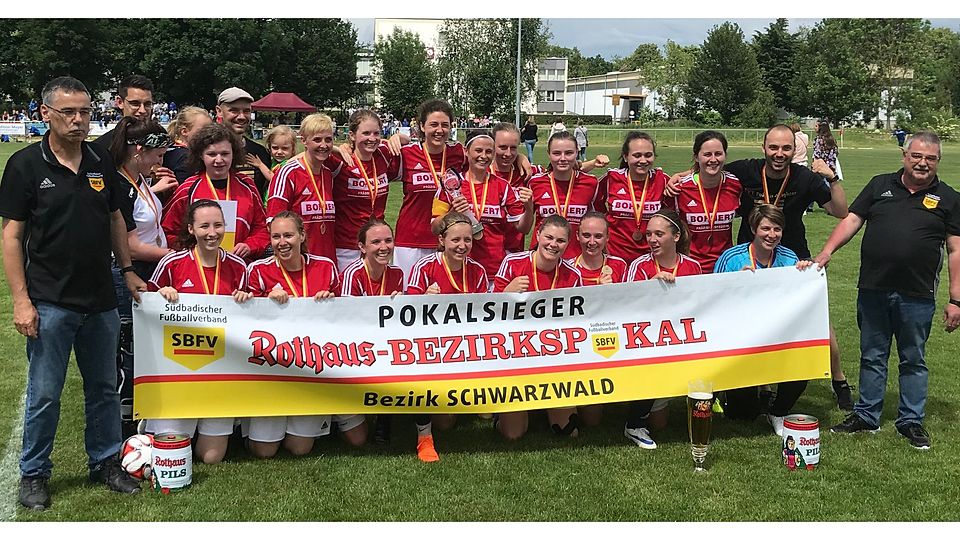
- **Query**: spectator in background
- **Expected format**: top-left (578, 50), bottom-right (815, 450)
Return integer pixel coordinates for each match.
top-left (521, 117), bottom-right (538, 163)
top-left (216, 87), bottom-right (272, 199)
top-left (574, 119), bottom-right (589, 161)
top-left (163, 106), bottom-right (213, 184)
top-left (94, 75), bottom-right (155, 150)
top-left (893, 126), bottom-right (908, 147)
top-left (550, 118), bottom-right (566, 138)
top-left (813, 119), bottom-right (840, 179)
top-left (790, 123), bottom-right (809, 167)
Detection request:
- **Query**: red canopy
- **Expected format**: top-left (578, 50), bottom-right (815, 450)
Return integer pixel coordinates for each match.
top-left (250, 92), bottom-right (317, 112)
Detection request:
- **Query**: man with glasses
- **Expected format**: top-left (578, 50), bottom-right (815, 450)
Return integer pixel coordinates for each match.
top-left (94, 74), bottom-right (155, 149)
top-left (0, 76), bottom-right (146, 510)
top-left (816, 131), bottom-right (960, 450)
top-left (216, 86), bottom-right (272, 199)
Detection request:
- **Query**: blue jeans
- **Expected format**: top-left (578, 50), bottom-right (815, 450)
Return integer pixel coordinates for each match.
top-left (21, 302), bottom-right (122, 477)
top-left (524, 140), bottom-right (536, 162)
top-left (854, 289), bottom-right (935, 429)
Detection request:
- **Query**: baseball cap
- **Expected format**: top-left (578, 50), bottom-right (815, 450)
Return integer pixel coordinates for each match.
top-left (218, 87), bottom-right (254, 104)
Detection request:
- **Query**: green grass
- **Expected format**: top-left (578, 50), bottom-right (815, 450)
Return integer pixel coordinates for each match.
top-left (2, 140), bottom-right (960, 521)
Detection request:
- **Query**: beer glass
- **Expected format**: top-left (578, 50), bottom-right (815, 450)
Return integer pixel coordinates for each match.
top-left (687, 380), bottom-right (715, 472)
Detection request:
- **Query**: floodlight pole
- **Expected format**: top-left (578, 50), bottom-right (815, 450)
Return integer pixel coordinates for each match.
top-left (515, 18), bottom-right (522, 127)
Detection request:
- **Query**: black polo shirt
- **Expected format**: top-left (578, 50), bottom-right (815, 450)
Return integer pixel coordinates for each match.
top-left (236, 136), bottom-right (271, 200)
top-left (162, 146), bottom-right (193, 184)
top-left (850, 169), bottom-right (960, 299)
top-left (0, 133), bottom-right (131, 313)
top-left (726, 159), bottom-right (833, 258)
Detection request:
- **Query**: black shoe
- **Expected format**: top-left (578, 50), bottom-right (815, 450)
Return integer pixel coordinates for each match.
top-left (19, 476), bottom-right (51, 511)
top-left (121, 420), bottom-right (139, 440)
top-left (758, 390), bottom-right (776, 415)
top-left (832, 380), bottom-right (855, 411)
top-left (896, 423), bottom-right (931, 450)
top-left (90, 456), bottom-right (141, 494)
top-left (373, 416), bottom-right (392, 445)
top-left (830, 413), bottom-right (880, 434)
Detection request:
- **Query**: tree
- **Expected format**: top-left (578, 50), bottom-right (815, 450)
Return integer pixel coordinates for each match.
top-left (752, 18), bottom-right (798, 111)
top-left (618, 43), bottom-right (662, 72)
top-left (644, 41), bottom-right (696, 121)
top-left (15, 19), bottom-right (113, 99)
top-left (374, 28), bottom-right (435, 120)
top-left (789, 22), bottom-right (876, 126)
top-left (686, 22), bottom-right (764, 125)
top-left (0, 22), bottom-right (28, 104)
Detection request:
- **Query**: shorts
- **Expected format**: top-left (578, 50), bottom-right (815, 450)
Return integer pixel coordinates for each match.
top-left (146, 417), bottom-right (235, 437)
top-left (243, 414), bottom-right (365, 443)
top-left (393, 247), bottom-right (437, 287)
top-left (336, 248), bottom-right (360, 272)
top-left (651, 398), bottom-right (670, 413)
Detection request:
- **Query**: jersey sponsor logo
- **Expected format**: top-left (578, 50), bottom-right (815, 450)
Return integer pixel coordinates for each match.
top-left (479, 205), bottom-right (504, 219)
top-left (880, 190), bottom-right (894, 198)
top-left (687, 199), bottom-right (698, 207)
top-left (302, 187), bottom-right (313, 196)
top-left (39, 178), bottom-right (56, 190)
top-left (163, 325), bottom-right (226, 370)
top-left (413, 162), bottom-right (425, 170)
top-left (610, 199), bottom-right (661, 215)
top-left (181, 278), bottom-right (195, 288)
top-left (87, 172), bottom-right (104, 192)
top-left (301, 200), bottom-right (335, 217)
top-left (616, 188), bottom-right (627, 195)
top-left (923, 194), bottom-right (940, 209)
top-left (348, 175), bottom-right (390, 194)
top-left (411, 172), bottom-right (438, 189)
top-left (538, 205), bottom-right (588, 218)
top-left (683, 210), bottom-right (736, 228)
top-left (540, 192), bottom-right (552, 200)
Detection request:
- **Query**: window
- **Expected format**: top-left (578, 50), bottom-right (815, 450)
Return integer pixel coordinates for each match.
top-left (546, 90), bottom-right (556, 102)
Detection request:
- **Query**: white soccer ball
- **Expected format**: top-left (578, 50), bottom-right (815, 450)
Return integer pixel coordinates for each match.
top-left (120, 434), bottom-right (154, 480)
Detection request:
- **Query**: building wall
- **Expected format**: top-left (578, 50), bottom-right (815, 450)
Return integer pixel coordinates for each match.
top-left (535, 57), bottom-right (568, 114)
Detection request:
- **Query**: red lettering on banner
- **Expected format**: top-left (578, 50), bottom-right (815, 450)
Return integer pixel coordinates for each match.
top-left (561, 327), bottom-right (587, 354)
top-left (463, 334), bottom-right (482, 361)
top-left (481, 333), bottom-right (509, 360)
top-left (415, 337), bottom-right (441, 364)
top-left (276, 341), bottom-right (295, 367)
top-left (389, 339), bottom-right (416, 365)
top-left (656, 320), bottom-right (682, 346)
top-left (540, 329), bottom-right (563, 355)
top-left (622, 322), bottom-right (653, 349)
top-left (681, 317), bottom-right (707, 344)
top-left (247, 332), bottom-right (377, 374)
top-left (322, 343), bottom-right (342, 368)
top-left (249, 330), bottom-right (277, 365)
top-left (440, 336), bottom-right (465, 363)
top-left (511, 330), bottom-right (539, 358)
top-left (358, 342), bottom-right (375, 365)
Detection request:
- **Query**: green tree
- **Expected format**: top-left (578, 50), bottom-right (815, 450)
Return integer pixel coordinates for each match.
top-left (0, 22), bottom-right (28, 105)
top-left (16, 19), bottom-right (113, 98)
top-left (686, 22), bottom-right (764, 125)
top-left (374, 28), bottom-right (435, 120)
top-left (618, 43), bottom-right (662, 72)
top-left (264, 19), bottom-right (359, 108)
top-left (752, 18), bottom-right (798, 111)
top-left (644, 41), bottom-right (696, 121)
top-left (789, 22), bottom-right (876, 126)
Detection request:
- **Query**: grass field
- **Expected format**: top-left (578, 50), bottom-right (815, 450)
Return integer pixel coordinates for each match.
top-left (1, 136), bottom-right (959, 521)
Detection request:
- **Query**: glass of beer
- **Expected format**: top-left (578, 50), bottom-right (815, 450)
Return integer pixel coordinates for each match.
top-left (687, 379), bottom-right (715, 472)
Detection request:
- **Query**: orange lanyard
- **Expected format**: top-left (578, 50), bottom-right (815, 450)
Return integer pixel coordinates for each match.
top-left (761, 167), bottom-right (791, 207)
top-left (422, 144), bottom-right (446, 189)
top-left (694, 173), bottom-right (725, 232)
top-left (531, 252), bottom-right (559, 291)
top-left (363, 261), bottom-right (387, 296)
top-left (301, 156), bottom-right (327, 209)
top-left (467, 171), bottom-right (492, 221)
top-left (204, 173), bottom-right (230, 201)
top-left (654, 254), bottom-right (681, 277)
top-left (626, 170), bottom-right (650, 227)
top-left (440, 254), bottom-right (469, 293)
top-left (548, 172), bottom-right (576, 219)
top-left (192, 248), bottom-right (221, 295)
top-left (575, 254), bottom-right (607, 284)
top-left (490, 165), bottom-right (515, 185)
top-left (354, 152), bottom-right (379, 209)
top-left (276, 257), bottom-right (308, 297)
top-left (119, 167), bottom-right (161, 233)
top-left (748, 244), bottom-right (774, 270)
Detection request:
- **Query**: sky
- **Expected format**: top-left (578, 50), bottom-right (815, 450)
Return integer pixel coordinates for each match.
top-left (348, 17), bottom-right (960, 60)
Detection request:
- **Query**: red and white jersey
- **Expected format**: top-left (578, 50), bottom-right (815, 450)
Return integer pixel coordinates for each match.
top-left (338, 258), bottom-right (405, 297)
top-left (627, 253), bottom-right (703, 281)
top-left (396, 142), bottom-right (467, 249)
top-left (663, 172), bottom-right (742, 273)
top-left (433, 172), bottom-right (526, 277)
top-left (493, 163), bottom-right (537, 253)
top-left (332, 143), bottom-right (401, 250)
top-left (266, 155), bottom-right (340, 262)
top-left (573, 254), bottom-right (628, 286)
top-left (493, 251), bottom-right (583, 292)
top-left (161, 173), bottom-right (269, 258)
top-left (246, 254), bottom-right (339, 297)
top-left (596, 168), bottom-right (669, 262)
top-left (406, 252), bottom-right (488, 295)
top-left (148, 248), bottom-right (247, 295)
top-left (528, 170), bottom-right (601, 259)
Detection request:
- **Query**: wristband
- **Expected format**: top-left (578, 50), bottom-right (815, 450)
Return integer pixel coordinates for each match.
top-left (121, 266), bottom-right (136, 274)
top-left (950, 299), bottom-right (960, 308)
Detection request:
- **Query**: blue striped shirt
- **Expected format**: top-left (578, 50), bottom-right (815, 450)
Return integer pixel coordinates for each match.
top-left (714, 243), bottom-right (799, 273)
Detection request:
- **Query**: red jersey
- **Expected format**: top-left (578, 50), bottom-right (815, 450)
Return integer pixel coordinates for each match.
top-left (396, 142), bottom-right (466, 249)
top-left (266, 156), bottom-right (339, 262)
top-left (627, 253), bottom-right (703, 281)
top-left (528, 170), bottom-right (601, 259)
top-left (338, 258), bottom-right (405, 297)
top-left (406, 252), bottom-right (488, 295)
top-left (246, 254), bottom-right (339, 297)
top-left (148, 248), bottom-right (248, 294)
top-left (433, 172), bottom-right (526, 277)
top-left (332, 143), bottom-right (401, 250)
top-left (493, 163), bottom-right (535, 253)
top-left (573, 254), bottom-right (628, 285)
top-left (663, 172), bottom-right (742, 273)
top-left (493, 251), bottom-right (583, 292)
top-left (596, 168), bottom-right (669, 262)
top-left (161, 173), bottom-right (269, 258)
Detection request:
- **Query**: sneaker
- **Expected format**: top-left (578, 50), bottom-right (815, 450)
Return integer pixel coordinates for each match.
top-left (766, 414), bottom-right (785, 437)
top-left (373, 416), bottom-right (391, 445)
top-left (832, 380), bottom-right (855, 411)
top-left (830, 413), bottom-right (880, 434)
top-left (19, 476), bottom-right (50, 511)
top-left (896, 423), bottom-right (931, 450)
top-left (89, 456), bottom-right (141, 494)
top-left (623, 425), bottom-right (657, 450)
top-left (416, 435), bottom-right (440, 463)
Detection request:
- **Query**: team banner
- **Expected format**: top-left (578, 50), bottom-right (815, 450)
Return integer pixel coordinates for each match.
top-left (133, 267), bottom-right (830, 418)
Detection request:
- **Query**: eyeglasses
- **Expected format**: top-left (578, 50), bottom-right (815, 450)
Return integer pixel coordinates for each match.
top-left (906, 152), bottom-right (940, 163)
top-left (124, 100), bottom-right (154, 110)
top-left (46, 106), bottom-right (93, 119)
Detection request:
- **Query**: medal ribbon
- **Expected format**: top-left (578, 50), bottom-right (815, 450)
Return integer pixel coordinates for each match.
top-left (192, 248), bottom-right (221, 295)
top-left (203, 172), bottom-right (230, 201)
top-left (575, 254), bottom-right (607, 285)
top-left (363, 261), bottom-right (388, 296)
top-left (276, 256), bottom-right (308, 297)
top-left (548, 172), bottom-right (576, 219)
top-left (694, 173), bottom-right (725, 233)
top-left (748, 244), bottom-right (774, 270)
top-left (761, 167), bottom-right (791, 207)
top-left (653, 254), bottom-right (681, 277)
top-left (301, 155), bottom-right (328, 211)
top-left (626, 171), bottom-right (650, 228)
top-left (440, 254), bottom-right (469, 293)
top-left (422, 143), bottom-right (446, 189)
top-left (354, 152), bottom-right (379, 209)
top-left (120, 167), bottom-right (162, 238)
top-left (467, 171), bottom-right (492, 223)
top-left (531, 252), bottom-right (559, 291)
top-left (490, 165), bottom-right (515, 185)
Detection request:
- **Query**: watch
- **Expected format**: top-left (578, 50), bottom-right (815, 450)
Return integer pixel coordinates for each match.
top-left (121, 266), bottom-right (136, 274)
top-left (829, 175), bottom-right (841, 183)
top-left (950, 299), bottom-right (960, 308)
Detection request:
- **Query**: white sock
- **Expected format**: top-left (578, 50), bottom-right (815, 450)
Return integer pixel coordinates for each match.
top-left (416, 422), bottom-right (432, 438)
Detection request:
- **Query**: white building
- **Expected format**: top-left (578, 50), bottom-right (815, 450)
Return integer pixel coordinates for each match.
top-left (565, 70), bottom-right (655, 122)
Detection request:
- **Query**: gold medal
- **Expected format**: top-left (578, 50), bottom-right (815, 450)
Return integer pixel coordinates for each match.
top-left (155, 235), bottom-right (162, 246)
top-left (321, 222), bottom-right (327, 235)
top-left (632, 229), bottom-right (645, 242)
top-left (600, 265), bottom-right (613, 277)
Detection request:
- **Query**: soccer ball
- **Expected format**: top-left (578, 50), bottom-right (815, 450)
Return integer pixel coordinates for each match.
top-left (120, 434), bottom-right (154, 480)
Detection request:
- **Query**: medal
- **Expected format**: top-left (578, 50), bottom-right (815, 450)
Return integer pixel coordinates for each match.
top-left (321, 223), bottom-right (327, 235)
top-left (155, 235), bottom-right (162, 247)
top-left (547, 172), bottom-right (576, 219)
top-left (761, 167), bottom-right (791, 207)
top-left (532, 252), bottom-right (560, 291)
top-left (423, 143), bottom-right (446, 189)
top-left (694, 173), bottom-right (725, 245)
top-left (302, 154), bottom-right (329, 226)
top-left (601, 265), bottom-right (613, 277)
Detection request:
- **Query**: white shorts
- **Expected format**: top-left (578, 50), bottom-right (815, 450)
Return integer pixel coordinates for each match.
top-left (146, 417), bottom-right (235, 437)
top-left (242, 414), bottom-right (365, 442)
top-left (394, 247), bottom-right (436, 287)
top-left (336, 248), bottom-right (360, 272)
